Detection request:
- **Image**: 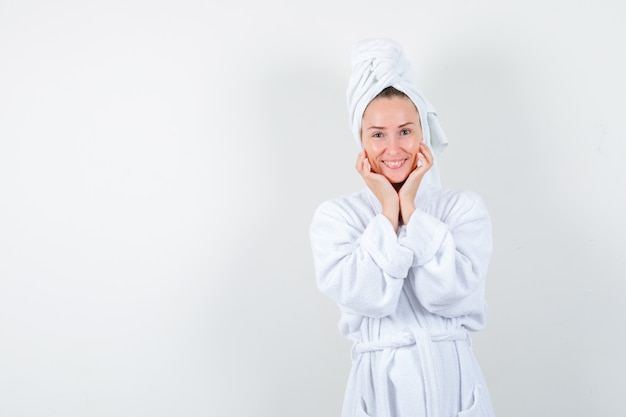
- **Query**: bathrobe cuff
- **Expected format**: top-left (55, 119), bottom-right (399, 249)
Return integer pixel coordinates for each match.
top-left (357, 214), bottom-right (414, 279)
top-left (399, 209), bottom-right (449, 266)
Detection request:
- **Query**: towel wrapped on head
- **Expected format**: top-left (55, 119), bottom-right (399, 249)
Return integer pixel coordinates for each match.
top-left (346, 38), bottom-right (448, 160)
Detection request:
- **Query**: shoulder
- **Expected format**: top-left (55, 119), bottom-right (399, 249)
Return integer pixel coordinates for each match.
top-left (428, 188), bottom-right (490, 224)
top-left (311, 189), bottom-right (374, 228)
top-left (432, 188), bottom-right (487, 209)
top-left (314, 189), bottom-right (371, 215)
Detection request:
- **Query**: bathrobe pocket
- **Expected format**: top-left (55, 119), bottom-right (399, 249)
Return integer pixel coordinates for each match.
top-left (458, 385), bottom-right (486, 417)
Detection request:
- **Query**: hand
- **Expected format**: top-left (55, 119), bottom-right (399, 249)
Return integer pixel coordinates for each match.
top-left (356, 150), bottom-right (399, 231)
top-left (398, 142), bottom-right (434, 225)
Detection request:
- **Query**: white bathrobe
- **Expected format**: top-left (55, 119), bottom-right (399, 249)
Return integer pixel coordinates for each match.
top-left (310, 183), bottom-right (496, 417)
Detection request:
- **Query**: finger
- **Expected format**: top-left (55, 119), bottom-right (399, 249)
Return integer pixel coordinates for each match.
top-left (416, 150), bottom-right (426, 168)
top-left (357, 157), bottom-right (372, 178)
top-left (363, 158), bottom-right (372, 174)
top-left (420, 143), bottom-right (434, 162)
top-left (423, 150), bottom-right (434, 168)
top-left (355, 149), bottom-right (366, 173)
top-left (415, 149), bottom-right (430, 170)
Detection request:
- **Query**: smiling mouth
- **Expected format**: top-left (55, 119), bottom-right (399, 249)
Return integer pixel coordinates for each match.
top-left (382, 159), bottom-right (407, 169)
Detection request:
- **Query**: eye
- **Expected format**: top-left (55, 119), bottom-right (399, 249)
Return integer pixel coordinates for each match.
top-left (372, 132), bottom-right (383, 139)
top-left (400, 129), bottom-right (411, 136)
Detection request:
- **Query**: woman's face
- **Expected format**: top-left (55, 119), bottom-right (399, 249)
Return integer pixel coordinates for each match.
top-left (361, 96), bottom-right (423, 185)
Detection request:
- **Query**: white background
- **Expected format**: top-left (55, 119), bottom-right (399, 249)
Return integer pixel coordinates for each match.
top-left (1, 1), bottom-right (625, 416)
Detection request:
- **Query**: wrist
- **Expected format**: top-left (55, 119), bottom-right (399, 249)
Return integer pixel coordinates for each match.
top-left (400, 202), bottom-right (415, 225)
top-left (382, 203), bottom-right (400, 232)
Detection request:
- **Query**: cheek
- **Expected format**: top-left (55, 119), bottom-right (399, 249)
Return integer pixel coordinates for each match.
top-left (361, 144), bottom-right (382, 173)
top-left (407, 141), bottom-right (421, 158)
top-left (362, 142), bottom-right (380, 159)
top-left (403, 145), bottom-right (420, 170)
top-left (406, 139), bottom-right (420, 152)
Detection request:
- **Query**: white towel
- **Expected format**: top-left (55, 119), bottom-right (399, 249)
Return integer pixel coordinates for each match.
top-left (346, 38), bottom-right (449, 176)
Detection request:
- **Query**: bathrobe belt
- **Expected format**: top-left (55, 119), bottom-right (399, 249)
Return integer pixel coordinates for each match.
top-left (351, 327), bottom-right (470, 417)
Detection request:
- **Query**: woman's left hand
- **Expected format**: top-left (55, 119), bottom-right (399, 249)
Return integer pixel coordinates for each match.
top-left (398, 142), bottom-right (434, 224)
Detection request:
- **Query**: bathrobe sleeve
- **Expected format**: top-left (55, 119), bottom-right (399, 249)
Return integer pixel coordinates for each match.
top-left (310, 199), bottom-right (414, 318)
top-left (398, 190), bottom-right (492, 318)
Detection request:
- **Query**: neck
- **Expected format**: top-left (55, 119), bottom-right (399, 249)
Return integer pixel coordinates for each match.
top-left (392, 181), bottom-right (405, 192)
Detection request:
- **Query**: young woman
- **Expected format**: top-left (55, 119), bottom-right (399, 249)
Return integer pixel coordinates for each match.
top-left (310, 38), bottom-right (496, 417)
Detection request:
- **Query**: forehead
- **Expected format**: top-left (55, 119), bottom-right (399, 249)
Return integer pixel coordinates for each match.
top-left (362, 96), bottom-right (419, 126)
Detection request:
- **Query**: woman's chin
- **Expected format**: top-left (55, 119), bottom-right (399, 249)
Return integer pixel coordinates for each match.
top-left (384, 172), bottom-right (410, 185)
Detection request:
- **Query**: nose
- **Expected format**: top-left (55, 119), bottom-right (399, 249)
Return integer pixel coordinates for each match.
top-left (387, 136), bottom-right (401, 154)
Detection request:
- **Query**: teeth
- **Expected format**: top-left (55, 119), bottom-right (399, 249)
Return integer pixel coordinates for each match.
top-left (383, 160), bottom-right (405, 168)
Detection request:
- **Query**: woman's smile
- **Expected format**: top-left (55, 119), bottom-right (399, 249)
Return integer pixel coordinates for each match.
top-left (381, 158), bottom-right (408, 169)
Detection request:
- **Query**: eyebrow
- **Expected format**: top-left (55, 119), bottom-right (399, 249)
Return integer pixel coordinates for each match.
top-left (366, 122), bottom-right (416, 130)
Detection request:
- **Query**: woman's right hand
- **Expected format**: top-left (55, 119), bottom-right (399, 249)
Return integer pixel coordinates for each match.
top-left (356, 150), bottom-right (399, 231)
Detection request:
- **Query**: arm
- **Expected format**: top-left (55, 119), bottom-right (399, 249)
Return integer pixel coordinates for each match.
top-left (399, 191), bottom-right (493, 318)
top-left (310, 200), bottom-right (414, 318)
